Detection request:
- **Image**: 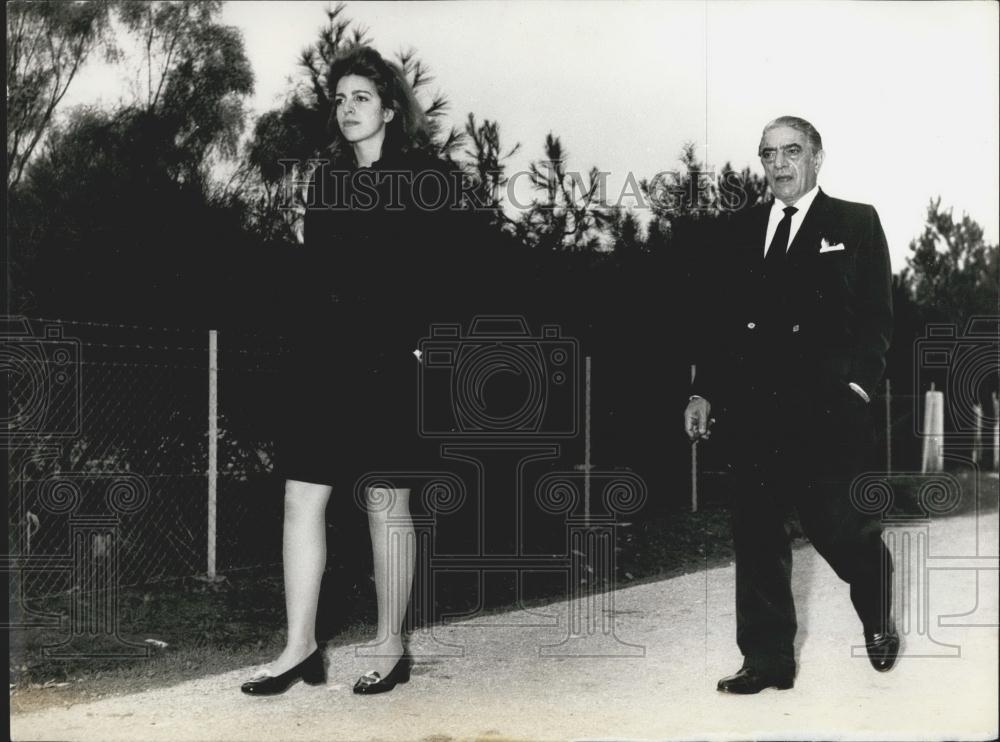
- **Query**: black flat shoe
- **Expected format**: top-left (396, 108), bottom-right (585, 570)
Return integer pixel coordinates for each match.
top-left (241, 649), bottom-right (325, 696)
top-left (864, 629), bottom-right (900, 672)
top-left (717, 667), bottom-right (794, 694)
top-left (353, 653), bottom-right (412, 695)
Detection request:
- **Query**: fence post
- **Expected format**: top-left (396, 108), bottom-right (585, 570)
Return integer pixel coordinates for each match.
top-left (690, 363), bottom-right (698, 513)
top-left (207, 329), bottom-right (218, 580)
top-left (921, 382), bottom-right (944, 473)
top-left (993, 392), bottom-right (999, 472)
top-left (691, 440), bottom-right (698, 513)
top-left (885, 378), bottom-right (892, 475)
top-left (584, 355), bottom-right (591, 524)
top-left (972, 402), bottom-right (983, 466)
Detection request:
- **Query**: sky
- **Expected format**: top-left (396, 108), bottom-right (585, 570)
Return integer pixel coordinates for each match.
top-left (64, 1), bottom-right (1000, 273)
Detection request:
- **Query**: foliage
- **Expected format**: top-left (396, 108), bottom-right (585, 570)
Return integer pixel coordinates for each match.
top-left (9, 0), bottom-right (254, 321)
top-left (462, 113), bottom-right (521, 234)
top-left (607, 206), bottom-right (645, 256)
top-left (517, 133), bottom-right (611, 250)
top-left (718, 162), bottom-right (769, 213)
top-left (641, 144), bottom-right (769, 253)
top-left (900, 197), bottom-right (999, 326)
top-left (116, 0), bottom-right (254, 184)
top-left (642, 142), bottom-right (717, 224)
top-left (10, 1), bottom-right (993, 364)
top-left (6, 0), bottom-right (117, 189)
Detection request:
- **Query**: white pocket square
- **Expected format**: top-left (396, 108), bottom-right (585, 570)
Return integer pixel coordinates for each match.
top-left (819, 238), bottom-right (845, 253)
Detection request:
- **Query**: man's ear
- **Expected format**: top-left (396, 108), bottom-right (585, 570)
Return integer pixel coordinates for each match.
top-left (814, 148), bottom-right (825, 173)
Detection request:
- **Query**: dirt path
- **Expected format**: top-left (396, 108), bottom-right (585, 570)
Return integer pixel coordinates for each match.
top-left (10, 508), bottom-right (998, 741)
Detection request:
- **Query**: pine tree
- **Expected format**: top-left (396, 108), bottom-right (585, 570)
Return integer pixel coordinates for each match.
top-left (900, 197), bottom-right (999, 326)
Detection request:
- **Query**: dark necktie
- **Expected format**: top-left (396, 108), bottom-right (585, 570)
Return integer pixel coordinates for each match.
top-left (765, 205), bottom-right (798, 271)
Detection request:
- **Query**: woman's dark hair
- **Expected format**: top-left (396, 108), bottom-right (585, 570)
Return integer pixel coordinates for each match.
top-left (325, 45), bottom-right (431, 161)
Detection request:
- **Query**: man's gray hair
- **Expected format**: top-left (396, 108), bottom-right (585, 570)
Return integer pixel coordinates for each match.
top-left (761, 116), bottom-right (823, 154)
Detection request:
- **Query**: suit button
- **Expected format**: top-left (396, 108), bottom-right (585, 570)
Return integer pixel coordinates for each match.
top-left (747, 322), bottom-right (756, 330)
top-left (792, 324), bottom-right (800, 333)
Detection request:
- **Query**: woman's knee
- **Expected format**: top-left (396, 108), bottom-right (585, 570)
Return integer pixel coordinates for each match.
top-left (284, 479), bottom-right (331, 519)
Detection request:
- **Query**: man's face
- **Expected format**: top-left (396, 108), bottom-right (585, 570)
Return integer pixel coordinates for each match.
top-left (759, 125), bottom-right (823, 205)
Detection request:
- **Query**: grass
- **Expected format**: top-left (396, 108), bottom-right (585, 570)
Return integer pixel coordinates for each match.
top-left (9, 470), bottom-right (997, 713)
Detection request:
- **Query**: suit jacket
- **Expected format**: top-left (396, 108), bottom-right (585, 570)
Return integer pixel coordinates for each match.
top-left (692, 188), bottom-right (893, 418)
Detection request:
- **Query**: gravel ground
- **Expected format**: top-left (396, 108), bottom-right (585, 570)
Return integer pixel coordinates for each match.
top-left (10, 506), bottom-right (998, 742)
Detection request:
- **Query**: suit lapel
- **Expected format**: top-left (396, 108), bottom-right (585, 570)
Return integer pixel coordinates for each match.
top-left (786, 189), bottom-right (831, 264)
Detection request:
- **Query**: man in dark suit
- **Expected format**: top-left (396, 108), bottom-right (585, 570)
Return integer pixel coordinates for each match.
top-left (684, 115), bottom-right (898, 694)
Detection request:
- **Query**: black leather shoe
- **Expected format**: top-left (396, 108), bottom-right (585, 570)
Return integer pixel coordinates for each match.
top-left (717, 667), bottom-right (794, 694)
top-left (864, 629), bottom-right (900, 672)
top-left (353, 653), bottom-right (412, 695)
top-left (241, 649), bottom-right (325, 695)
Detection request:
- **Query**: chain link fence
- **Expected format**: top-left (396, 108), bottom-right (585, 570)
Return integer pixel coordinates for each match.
top-left (6, 315), bottom-right (996, 600)
top-left (5, 316), bottom-right (285, 600)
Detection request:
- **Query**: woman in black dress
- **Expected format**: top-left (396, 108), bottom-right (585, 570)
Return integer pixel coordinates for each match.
top-left (242, 46), bottom-right (464, 697)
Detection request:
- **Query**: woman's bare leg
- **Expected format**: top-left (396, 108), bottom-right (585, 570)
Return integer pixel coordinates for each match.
top-left (261, 478), bottom-right (332, 676)
top-left (364, 486), bottom-right (414, 676)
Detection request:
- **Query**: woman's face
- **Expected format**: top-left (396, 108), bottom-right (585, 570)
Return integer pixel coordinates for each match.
top-left (334, 74), bottom-right (394, 147)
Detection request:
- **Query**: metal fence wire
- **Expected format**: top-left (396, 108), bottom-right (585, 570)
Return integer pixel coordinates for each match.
top-left (5, 316), bottom-right (285, 599)
top-left (5, 316), bottom-right (996, 600)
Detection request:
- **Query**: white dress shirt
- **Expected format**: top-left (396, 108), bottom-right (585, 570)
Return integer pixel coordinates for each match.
top-left (763, 185), bottom-right (820, 257)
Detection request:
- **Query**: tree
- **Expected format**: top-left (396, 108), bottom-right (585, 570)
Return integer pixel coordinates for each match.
top-left (608, 206), bottom-right (644, 256)
top-left (638, 146), bottom-right (770, 254)
top-left (10, 1), bottom-right (255, 321)
top-left (6, 0), bottom-right (117, 189)
top-left (225, 107), bottom-right (313, 244)
top-left (644, 216), bottom-right (671, 254)
top-left (116, 0), bottom-right (254, 185)
top-left (462, 113), bottom-right (521, 234)
top-left (12, 104), bottom-right (241, 319)
top-left (900, 198), bottom-right (999, 327)
top-left (717, 161), bottom-right (769, 214)
top-left (395, 47), bottom-right (462, 156)
top-left (518, 133), bottom-right (611, 250)
top-left (641, 143), bottom-right (714, 255)
top-left (641, 142), bottom-right (716, 226)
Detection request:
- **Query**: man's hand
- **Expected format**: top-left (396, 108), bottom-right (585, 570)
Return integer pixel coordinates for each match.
top-left (684, 396), bottom-right (713, 441)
